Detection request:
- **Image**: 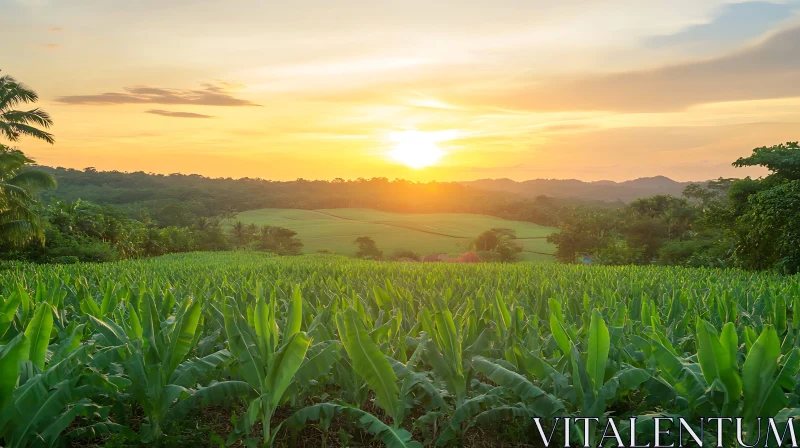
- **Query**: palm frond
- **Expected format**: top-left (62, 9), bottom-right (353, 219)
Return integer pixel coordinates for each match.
top-left (8, 170), bottom-right (57, 191)
top-left (2, 108), bottom-right (53, 128)
top-left (5, 122), bottom-right (55, 144)
top-left (0, 75), bottom-right (39, 110)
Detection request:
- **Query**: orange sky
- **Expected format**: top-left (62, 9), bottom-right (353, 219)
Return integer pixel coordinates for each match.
top-left (3, 0), bottom-right (799, 181)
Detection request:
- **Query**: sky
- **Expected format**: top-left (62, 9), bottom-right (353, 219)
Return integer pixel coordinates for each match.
top-left (2, 0), bottom-right (799, 182)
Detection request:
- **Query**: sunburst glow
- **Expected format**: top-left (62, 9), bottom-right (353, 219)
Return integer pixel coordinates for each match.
top-left (387, 130), bottom-right (447, 169)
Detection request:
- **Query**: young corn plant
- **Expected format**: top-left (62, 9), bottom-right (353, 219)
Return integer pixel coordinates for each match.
top-left (650, 322), bottom-right (800, 444)
top-left (0, 302), bottom-right (126, 448)
top-left (547, 308), bottom-right (650, 445)
top-left (285, 307), bottom-right (423, 448)
top-left (223, 286), bottom-right (329, 447)
top-left (89, 293), bottom-right (246, 442)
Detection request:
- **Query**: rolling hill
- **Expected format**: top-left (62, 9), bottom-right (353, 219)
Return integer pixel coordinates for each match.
top-left (462, 176), bottom-right (700, 203)
top-left (235, 208), bottom-right (558, 261)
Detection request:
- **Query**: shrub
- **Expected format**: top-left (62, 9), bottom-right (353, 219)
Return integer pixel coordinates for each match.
top-left (391, 249), bottom-right (421, 261)
top-left (456, 251), bottom-right (482, 263)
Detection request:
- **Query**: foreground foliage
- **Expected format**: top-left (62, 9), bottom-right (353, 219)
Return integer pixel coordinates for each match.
top-left (1, 252), bottom-right (799, 447)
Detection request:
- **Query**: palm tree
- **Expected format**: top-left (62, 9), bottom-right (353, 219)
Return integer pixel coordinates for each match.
top-left (230, 220), bottom-right (249, 247)
top-left (0, 148), bottom-right (56, 245)
top-left (0, 74), bottom-right (57, 246)
top-left (0, 74), bottom-right (54, 144)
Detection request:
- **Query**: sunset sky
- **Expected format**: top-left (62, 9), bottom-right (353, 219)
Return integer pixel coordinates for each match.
top-left (2, 0), bottom-right (799, 182)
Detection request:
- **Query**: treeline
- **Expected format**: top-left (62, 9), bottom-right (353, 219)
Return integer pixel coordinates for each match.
top-left (548, 142), bottom-right (800, 274)
top-left (36, 166), bottom-right (599, 228)
top-left (0, 199), bottom-right (305, 263)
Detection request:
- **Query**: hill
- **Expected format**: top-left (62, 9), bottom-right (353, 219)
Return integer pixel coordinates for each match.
top-left (235, 208), bottom-right (558, 261)
top-left (34, 167), bottom-right (703, 230)
top-left (462, 176), bottom-right (699, 202)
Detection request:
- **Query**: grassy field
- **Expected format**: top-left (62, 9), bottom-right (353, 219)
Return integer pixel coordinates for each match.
top-left (235, 208), bottom-right (557, 260)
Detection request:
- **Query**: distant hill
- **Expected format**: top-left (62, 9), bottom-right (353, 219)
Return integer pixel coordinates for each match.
top-left (462, 176), bottom-right (702, 203)
top-left (33, 166), bottom-right (707, 231)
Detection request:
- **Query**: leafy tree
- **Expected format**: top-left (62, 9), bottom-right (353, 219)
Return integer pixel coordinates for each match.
top-left (354, 236), bottom-right (382, 259)
top-left (391, 249), bottom-right (420, 261)
top-left (594, 237), bottom-right (645, 265)
top-left (621, 217), bottom-right (669, 260)
top-left (471, 228), bottom-right (522, 262)
top-left (627, 195), bottom-right (687, 219)
top-left (734, 181), bottom-right (800, 274)
top-left (547, 208), bottom-right (617, 262)
top-left (733, 141), bottom-right (800, 181)
top-left (258, 225), bottom-right (303, 255)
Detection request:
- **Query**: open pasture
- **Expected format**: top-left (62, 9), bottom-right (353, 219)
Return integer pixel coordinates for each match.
top-left (235, 208), bottom-right (557, 260)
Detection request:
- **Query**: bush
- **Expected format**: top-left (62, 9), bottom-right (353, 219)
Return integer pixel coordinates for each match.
top-left (48, 240), bottom-right (119, 263)
top-left (594, 238), bottom-right (645, 265)
top-left (659, 235), bottom-right (733, 268)
top-left (391, 249), bottom-right (420, 261)
top-left (456, 251), bottom-right (482, 263)
top-left (476, 251), bottom-right (500, 262)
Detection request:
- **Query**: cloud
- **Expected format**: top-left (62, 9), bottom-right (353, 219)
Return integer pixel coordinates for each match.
top-left (56, 82), bottom-right (261, 107)
top-left (48, 26), bottom-right (64, 32)
top-left (479, 25), bottom-right (800, 113)
top-left (647, 1), bottom-right (799, 48)
top-left (145, 109), bottom-right (215, 118)
top-left (39, 43), bottom-right (60, 50)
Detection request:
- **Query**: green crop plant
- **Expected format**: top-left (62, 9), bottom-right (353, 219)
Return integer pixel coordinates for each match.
top-left (0, 252), bottom-right (797, 446)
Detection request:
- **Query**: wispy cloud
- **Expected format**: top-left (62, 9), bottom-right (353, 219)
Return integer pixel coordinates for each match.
top-left (38, 43), bottom-right (59, 50)
top-left (57, 82), bottom-right (261, 107)
top-left (646, 1), bottom-right (798, 48)
top-left (145, 109), bottom-right (215, 119)
top-left (474, 25), bottom-right (800, 113)
top-left (48, 26), bottom-right (64, 32)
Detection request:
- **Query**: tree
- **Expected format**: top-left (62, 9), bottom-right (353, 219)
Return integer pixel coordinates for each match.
top-left (722, 142), bottom-right (800, 273)
top-left (471, 228), bottom-right (522, 262)
top-left (733, 141), bottom-right (800, 181)
top-left (0, 74), bottom-right (55, 144)
top-left (0, 148), bottom-right (56, 246)
top-left (258, 225), bottom-right (303, 255)
top-left (353, 236), bottom-right (382, 259)
top-left (734, 181), bottom-right (800, 274)
top-left (547, 208), bottom-right (617, 262)
top-left (0, 75), bottom-right (57, 246)
top-left (230, 220), bottom-right (252, 247)
top-left (391, 249), bottom-right (420, 261)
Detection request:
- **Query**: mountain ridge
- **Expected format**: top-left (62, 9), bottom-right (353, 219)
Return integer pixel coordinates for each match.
top-left (461, 175), bottom-right (705, 203)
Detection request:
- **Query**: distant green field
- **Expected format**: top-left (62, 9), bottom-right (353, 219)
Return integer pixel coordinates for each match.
top-left (235, 208), bottom-right (558, 261)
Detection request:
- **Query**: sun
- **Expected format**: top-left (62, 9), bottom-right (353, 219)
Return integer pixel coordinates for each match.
top-left (388, 130), bottom-right (445, 169)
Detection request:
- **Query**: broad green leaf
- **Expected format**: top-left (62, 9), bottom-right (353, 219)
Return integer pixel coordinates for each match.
top-left (266, 331), bottom-right (311, 409)
top-left (167, 299), bottom-right (202, 376)
top-left (0, 294), bottom-right (21, 340)
top-left (24, 303), bottom-right (53, 370)
top-left (586, 309), bottom-right (610, 391)
top-left (285, 403), bottom-right (422, 448)
top-left (742, 326), bottom-right (784, 423)
top-left (285, 285), bottom-right (303, 342)
top-left (337, 307), bottom-right (400, 423)
top-left (549, 313), bottom-right (570, 356)
top-left (0, 333), bottom-right (30, 410)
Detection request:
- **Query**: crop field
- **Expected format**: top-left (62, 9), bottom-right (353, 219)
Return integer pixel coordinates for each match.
top-left (235, 208), bottom-right (557, 260)
top-left (1, 252), bottom-right (799, 447)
